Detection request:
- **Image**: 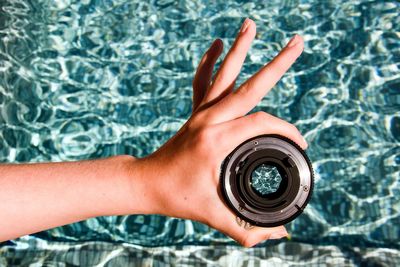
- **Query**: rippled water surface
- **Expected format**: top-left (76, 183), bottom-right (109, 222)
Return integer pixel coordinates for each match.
top-left (0, 0), bottom-right (399, 265)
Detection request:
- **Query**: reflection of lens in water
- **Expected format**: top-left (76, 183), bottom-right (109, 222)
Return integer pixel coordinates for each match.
top-left (251, 164), bottom-right (282, 196)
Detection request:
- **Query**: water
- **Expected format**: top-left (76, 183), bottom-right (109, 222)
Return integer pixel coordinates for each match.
top-left (0, 0), bottom-right (399, 265)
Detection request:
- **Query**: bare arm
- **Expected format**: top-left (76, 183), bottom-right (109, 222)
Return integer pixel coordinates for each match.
top-left (0, 155), bottom-right (155, 242)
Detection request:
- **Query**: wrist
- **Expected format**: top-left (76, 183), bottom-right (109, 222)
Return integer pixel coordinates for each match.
top-left (118, 154), bottom-right (161, 216)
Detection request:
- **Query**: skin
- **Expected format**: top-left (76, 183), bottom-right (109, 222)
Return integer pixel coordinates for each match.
top-left (0, 19), bottom-right (306, 247)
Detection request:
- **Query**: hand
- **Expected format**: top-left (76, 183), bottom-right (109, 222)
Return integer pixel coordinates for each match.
top-left (134, 18), bottom-right (307, 248)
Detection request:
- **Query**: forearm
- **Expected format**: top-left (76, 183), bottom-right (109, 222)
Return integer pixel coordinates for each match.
top-left (0, 155), bottom-right (155, 242)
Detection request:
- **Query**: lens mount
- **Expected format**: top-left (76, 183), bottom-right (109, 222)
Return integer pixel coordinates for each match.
top-left (220, 134), bottom-right (314, 227)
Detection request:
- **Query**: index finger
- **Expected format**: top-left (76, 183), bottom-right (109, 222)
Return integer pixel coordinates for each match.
top-left (207, 35), bottom-right (304, 124)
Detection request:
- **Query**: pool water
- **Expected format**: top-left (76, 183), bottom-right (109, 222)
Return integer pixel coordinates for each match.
top-left (0, 0), bottom-right (399, 265)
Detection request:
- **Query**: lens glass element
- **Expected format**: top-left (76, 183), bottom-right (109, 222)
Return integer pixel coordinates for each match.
top-left (250, 163), bottom-right (282, 196)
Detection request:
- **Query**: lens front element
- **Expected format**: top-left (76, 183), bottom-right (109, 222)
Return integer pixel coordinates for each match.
top-left (250, 163), bottom-right (282, 196)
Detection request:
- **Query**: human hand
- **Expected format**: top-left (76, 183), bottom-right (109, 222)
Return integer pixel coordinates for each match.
top-left (134, 18), bottom-right (307, 248)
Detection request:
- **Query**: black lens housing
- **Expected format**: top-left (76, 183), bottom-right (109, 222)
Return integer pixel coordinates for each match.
top-left (220, 134), bottom-right (314, 227)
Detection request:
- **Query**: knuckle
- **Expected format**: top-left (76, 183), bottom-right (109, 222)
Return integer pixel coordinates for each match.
top-left (194, 127), bottom-right (217, 154)
top-left (229, 46), bottom-right (244, 58)
top-left (236, 80), bottom-right (253, 97)
top-left (253, 111), bottom-right (267, 121)
top-left (214, 71), bottom-right (228, 86)
top-left (251, 111), bottom-right (272, 125)
top-left (229, 44), bottom-right (240, 55)
top-left (274, 59), bottom-right (287, 73)
top-left (236, 84), bottom-right (249, 96)
top-left (197, 127), bottom-right (213, 143)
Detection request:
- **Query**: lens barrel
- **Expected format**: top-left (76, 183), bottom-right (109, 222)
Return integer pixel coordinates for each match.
top-left (220, 134), bottom-right (314, 227)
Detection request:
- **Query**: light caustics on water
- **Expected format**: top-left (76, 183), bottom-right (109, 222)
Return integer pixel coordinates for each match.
top-left (0, 0), bottom-right (399, 265)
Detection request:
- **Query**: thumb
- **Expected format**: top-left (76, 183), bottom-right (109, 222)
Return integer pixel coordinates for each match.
top-left (206, 189), bottom-right (288, 248)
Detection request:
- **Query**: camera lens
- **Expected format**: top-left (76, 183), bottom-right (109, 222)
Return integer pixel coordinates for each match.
top-left (220, 134), bottom-right (314, 227)
top-left (250, 163), bottom-right (282, 196)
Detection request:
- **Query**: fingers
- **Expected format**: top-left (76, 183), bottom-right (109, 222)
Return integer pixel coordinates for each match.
top-left (200, 18), bottom-right (256, 108)
top-left (217, 111), bottom-right (308, 155)
top-left (207, 34), bottom-right (304, 124)
top-left (192, 39), bottom-right (224, 112)
top-left (209, 189), bottom-right (288, 248)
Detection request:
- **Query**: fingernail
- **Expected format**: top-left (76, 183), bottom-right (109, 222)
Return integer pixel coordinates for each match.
top-left (302, 136), bottom-right (308, 149)
top-left (240, 18), bottom-right (251, 33)
top-left (286, 34), bottom-right (300, 48)
top-left (269, 229), bottom-right (288, 240)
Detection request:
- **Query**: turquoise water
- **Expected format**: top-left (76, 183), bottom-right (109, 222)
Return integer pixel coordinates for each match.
top-left (0, 0), bottom-right (399, 265)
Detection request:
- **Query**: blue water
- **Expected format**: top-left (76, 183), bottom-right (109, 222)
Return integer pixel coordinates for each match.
top-left (0, 0), bottom-right (399, 265)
